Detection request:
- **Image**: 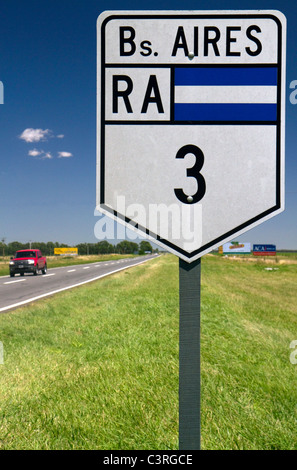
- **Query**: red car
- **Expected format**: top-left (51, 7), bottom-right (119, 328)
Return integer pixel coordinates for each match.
top-left (9, 249), bottom-right (47, 277)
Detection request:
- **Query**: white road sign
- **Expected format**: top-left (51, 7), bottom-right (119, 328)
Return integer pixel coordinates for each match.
top-left (97, 10), bottom-right (286, 262)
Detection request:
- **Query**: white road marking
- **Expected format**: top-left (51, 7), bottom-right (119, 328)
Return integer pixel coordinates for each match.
top-left (0, 257), bottom-right (157, 313)
top-left (83, 267), bottom-right (90, 270)
top-left (67, 269), bottom-right (76, 272)
top-left (4, 279), bottom-right (26, 285)
top-left (41, 273), bottom-right (56, 277)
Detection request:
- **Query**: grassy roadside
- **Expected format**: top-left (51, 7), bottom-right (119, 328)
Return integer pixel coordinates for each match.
top-left (0, 254), bottom-right (179, 450)
top-left (0, 254), bottom-right (297, 449)
top-left (0, 254), bottom-right (137, 277)
top-left (200, 255), bottom-right (297, 449)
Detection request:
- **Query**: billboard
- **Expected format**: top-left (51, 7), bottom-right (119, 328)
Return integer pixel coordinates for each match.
top-left (223, 242), bottom-right (251, 254)
top-left (54, 247), bottom-right (78, 256)
top-left (253, 244), bottom-right (276, 256)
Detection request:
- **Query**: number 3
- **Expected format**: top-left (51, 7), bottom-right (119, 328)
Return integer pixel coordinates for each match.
top-left (174, 144), bottom-right (206, 204)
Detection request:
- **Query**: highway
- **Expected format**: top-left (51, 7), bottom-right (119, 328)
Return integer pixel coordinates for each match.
top-left (0, 254), bottom-right (158, 313)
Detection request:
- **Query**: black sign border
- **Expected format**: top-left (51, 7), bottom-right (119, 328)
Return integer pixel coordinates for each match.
top-left (98, 12), bottom-right (284, 260)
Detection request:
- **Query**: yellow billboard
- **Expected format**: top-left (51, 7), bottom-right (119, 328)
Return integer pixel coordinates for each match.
top-left (54, 247), bottom-right (78, 256)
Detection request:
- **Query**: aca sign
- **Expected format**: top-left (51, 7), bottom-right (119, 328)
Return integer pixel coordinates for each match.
top-left (253, 244), bottom-right (277, 256)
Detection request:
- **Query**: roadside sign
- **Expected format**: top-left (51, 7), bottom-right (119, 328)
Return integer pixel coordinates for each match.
top-left (97, 10), bottom-right (286, 263)
top-left (253, 244), bottom-right (276, 255)
top-left (54, 247), bottom-right (78, 256)
top-left (97, 10), bottom-right (286, 451)
top-left (223, 242), bottom-right (251, 254)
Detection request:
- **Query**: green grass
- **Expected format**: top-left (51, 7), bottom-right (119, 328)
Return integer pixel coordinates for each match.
top-left (0, 255), bottom-right (178, 450)
top-left (201, 255), bottom-right (297, 450)
top-left (0, 254), bottom-right (297, 449)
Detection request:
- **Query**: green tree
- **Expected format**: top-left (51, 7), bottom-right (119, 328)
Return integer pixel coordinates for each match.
top-left (7, 241), bottom-right (25, 256)
top-left (46, 242), bottom-right (55, 256)
top-left (116, 241), bottom-right (138, 254)
top-left (76, 243), bottom-right (87, 255)
top-left (139, 240), bottom-right (152, 254)
top-left (0, 237), bottom-right (6, 259)
top-left (96, 241), bottom-right (114, 254)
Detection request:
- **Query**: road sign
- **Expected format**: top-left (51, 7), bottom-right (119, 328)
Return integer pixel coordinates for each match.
top-left (97, 11), bottom-right (286, 450)
top-left (97, 10), bottom-right (286, 263)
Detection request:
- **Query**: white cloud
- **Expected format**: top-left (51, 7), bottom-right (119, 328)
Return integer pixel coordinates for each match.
top-left (42, 152), bottom-right (53, 159)
top-left (19, 128), bottom-right (51, 143)
top-left (28, 149), bottom-right (52, 159)
top-left (57, 151), bottom-right (73, 158)
top-left (28, 149), bottom-right (42, 157)
top-left (21, 129), bottom-right (71, 161)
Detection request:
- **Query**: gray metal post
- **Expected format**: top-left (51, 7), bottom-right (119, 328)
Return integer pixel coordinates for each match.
top-left (179, 257), bottom-right (201, 450)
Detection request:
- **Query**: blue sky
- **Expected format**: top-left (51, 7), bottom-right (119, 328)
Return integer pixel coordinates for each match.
top-left (0, 0), bottom-right (296, 250)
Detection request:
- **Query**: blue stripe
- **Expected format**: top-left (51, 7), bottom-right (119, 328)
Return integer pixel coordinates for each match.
top-left (175, 67), bottom-right (277, 86)
top-left (174, 103), bottom-right (277, 121)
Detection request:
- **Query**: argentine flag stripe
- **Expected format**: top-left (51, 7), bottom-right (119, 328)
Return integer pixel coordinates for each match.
top-left (174, 67), bottom-right (278, 122)
top-left (175, 67), bottom-right (278, 86)
top-left (174, 103), bottom-right (277, 122)
top-left (175, 86), bottom-right (277, 104)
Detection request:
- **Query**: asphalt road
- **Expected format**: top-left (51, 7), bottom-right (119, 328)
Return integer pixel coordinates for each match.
top-left (0, 254), bottom-right (159, 314)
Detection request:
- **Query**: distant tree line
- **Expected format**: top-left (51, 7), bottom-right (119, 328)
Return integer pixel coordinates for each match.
top-left (0, 240), bottom-right (155, 257)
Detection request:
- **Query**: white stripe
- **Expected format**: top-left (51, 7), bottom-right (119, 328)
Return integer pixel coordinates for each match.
top-left (175, 85), bottom-right (277, 104)
top-left (4, 279), bottom-right (26, 285)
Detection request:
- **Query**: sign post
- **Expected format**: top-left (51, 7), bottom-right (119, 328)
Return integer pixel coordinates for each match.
top-left (179, 258), bottom-right (201, 449)
top-left (97, 10), bottom-right (286, 450)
